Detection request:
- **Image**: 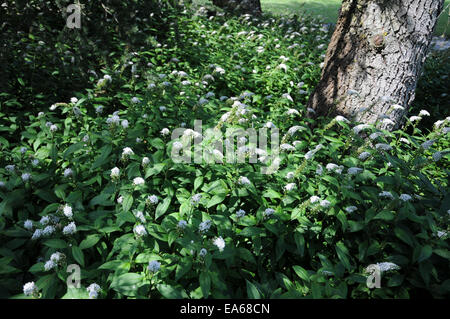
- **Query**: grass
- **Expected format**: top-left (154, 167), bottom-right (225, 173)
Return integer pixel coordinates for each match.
top-left (261, 0), bottom-right (450, 37)
top-left (261, 0), bottom-right (341, 23)
top-left (194, 1), bottom-right (450, 36)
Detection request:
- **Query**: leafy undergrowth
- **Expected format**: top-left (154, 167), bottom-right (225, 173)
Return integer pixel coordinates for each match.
top-left (0, 4), bottom-right (449, 299)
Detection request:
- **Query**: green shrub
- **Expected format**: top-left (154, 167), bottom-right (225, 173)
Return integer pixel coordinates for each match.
top-left (0, 4), bottom-right (449, 299)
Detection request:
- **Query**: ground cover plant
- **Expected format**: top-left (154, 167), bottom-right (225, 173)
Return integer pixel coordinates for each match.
top-left (0, 1), bottom-right (449, 299)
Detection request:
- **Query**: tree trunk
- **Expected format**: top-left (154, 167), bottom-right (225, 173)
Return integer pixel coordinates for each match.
top-left (307, 0), bottom-right (444, 130)
top-left (212, 0), bottom-right (262, 15)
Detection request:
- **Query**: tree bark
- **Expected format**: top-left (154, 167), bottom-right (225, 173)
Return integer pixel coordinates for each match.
top-left (307, 0), bottom-right (445, 130)
top-left (212, 0), bottom-right (262, 15)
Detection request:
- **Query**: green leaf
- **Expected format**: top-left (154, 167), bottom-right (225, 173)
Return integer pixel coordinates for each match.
top-left (175, 260), bottom-right (192, 281)
top-left (335, 242), bottom-right (351, 270)
top-left (43, 239), bottom-right (68, 249)
top-left (323, 135), bottom-right (344, 145)
top-left (336, 210), bottom-right (348, 231)
top-left (135, 253), bottom-right (160, 264)
top-left (434, 249), bottom-right (450, 260)
top-left (157, 284), bottom-right (187, 298)
top-left (34, 189), bottom-right (58, 203)
top-left (36, 274), bottom-right (57, 298)
top-left (238, 227), bottom-right (265, 237)
top-left (110, 273), bottom-right (143, 296)
top-left (291, 207), bottom-right (304, 220)
top-left (42, 203), bottom-right (60, 215)
top-left (54, 186), bottom-right (66, 200)
top-left (64, 142), bottom-right (85, 159)
top-left (322, 175), bottom-right (340, 188)
top-left (126, 162), bottom-right (141, 179)
top-left (276, 273), bottom-right (294, 291)
top-left (117, 211), bottom-right (136, 225)
top-left (194, 176), bottom-right (203, 191)
top-left (419, 261), bottom-right (432, 287)
top-left (89, 193), bottom-right (114, 207)
top-left (348, 220), bottom-right (364, 232)
top-left (294, 232), bottom-right (305, 257)
top-left (262, 188), bottom-right (282, 199)
top-left (99, 226), bottom-right (121, 234)
top-left (66, 191), bottom-right (82, 203)
top-left (275, 236), bottom-right (286, 261)
top-left (418, 245), bottom-right (433, 263)
top-left (0, 202), bottom-right (11, 218)
top-left (145, 163), bottom-right (166, 178)
top-left (150, 138), bottom-right (165, 149)
top-left (416, 172), bottom-right (439, 195)
top-left (28, 262), bottom-right (44, 273)
top-left (373, 210), bottom-right (395, 221)
top-left (206, 193), bottom-right (226, 208)
top-left (293, 265), bottom-right (310, 282)
top-left (155, 196), bottom-right (172, 220)
top-left (0, 264), bottom-right (19, 274)
top-left (79, 235), bottom-right (101, 250)
top-left (168, 231), bottom-right (177, 247)
top-left (91, 145), bottom-right (112, 170)
top-left (199, 272), bottom-right (211, 298)
top-left (238, 248), bottom-right (256, 264)
top-left (122, 194), bottom-right (133, 213)
top-left (375, 175), bottom-right (397, 186)
top-left (98, 260), bottom-right (123, 270)
top-left (394, 227), bottom-right (414, 246)
top-left (50, 144), bottom-right (57, 162)
top-left (246, 280), bottom-right (261, 299)
top-left (72, 246), bottom-right (85, 267)
top-left (387, 274), bottom-right (404, 287)
top-left (311, 282), bottom-right (322, 299)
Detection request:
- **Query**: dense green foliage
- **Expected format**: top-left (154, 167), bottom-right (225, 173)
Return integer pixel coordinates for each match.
top-left (0, 2), bottom-right (449, 299)
top-left (0, 0), bottom-right (179, 122)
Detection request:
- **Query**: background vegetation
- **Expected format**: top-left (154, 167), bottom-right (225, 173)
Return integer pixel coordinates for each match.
top-left (261, 0), bottom-right (450, 36)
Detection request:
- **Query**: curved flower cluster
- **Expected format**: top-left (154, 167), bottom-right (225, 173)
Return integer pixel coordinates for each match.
top-left (199, 220), bottom-right (212, 233)
top-left (148, 260), bottom-right (161, 273)
top-left (87, 283), bottom-right (101, 299)
top-left (23, 282), bottom-right (39, 297)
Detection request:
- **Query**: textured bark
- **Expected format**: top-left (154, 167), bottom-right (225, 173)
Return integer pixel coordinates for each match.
top-left (307, 0), bottom-right (445, 130)
top-left (212, 0), bottom-right (262, 15)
